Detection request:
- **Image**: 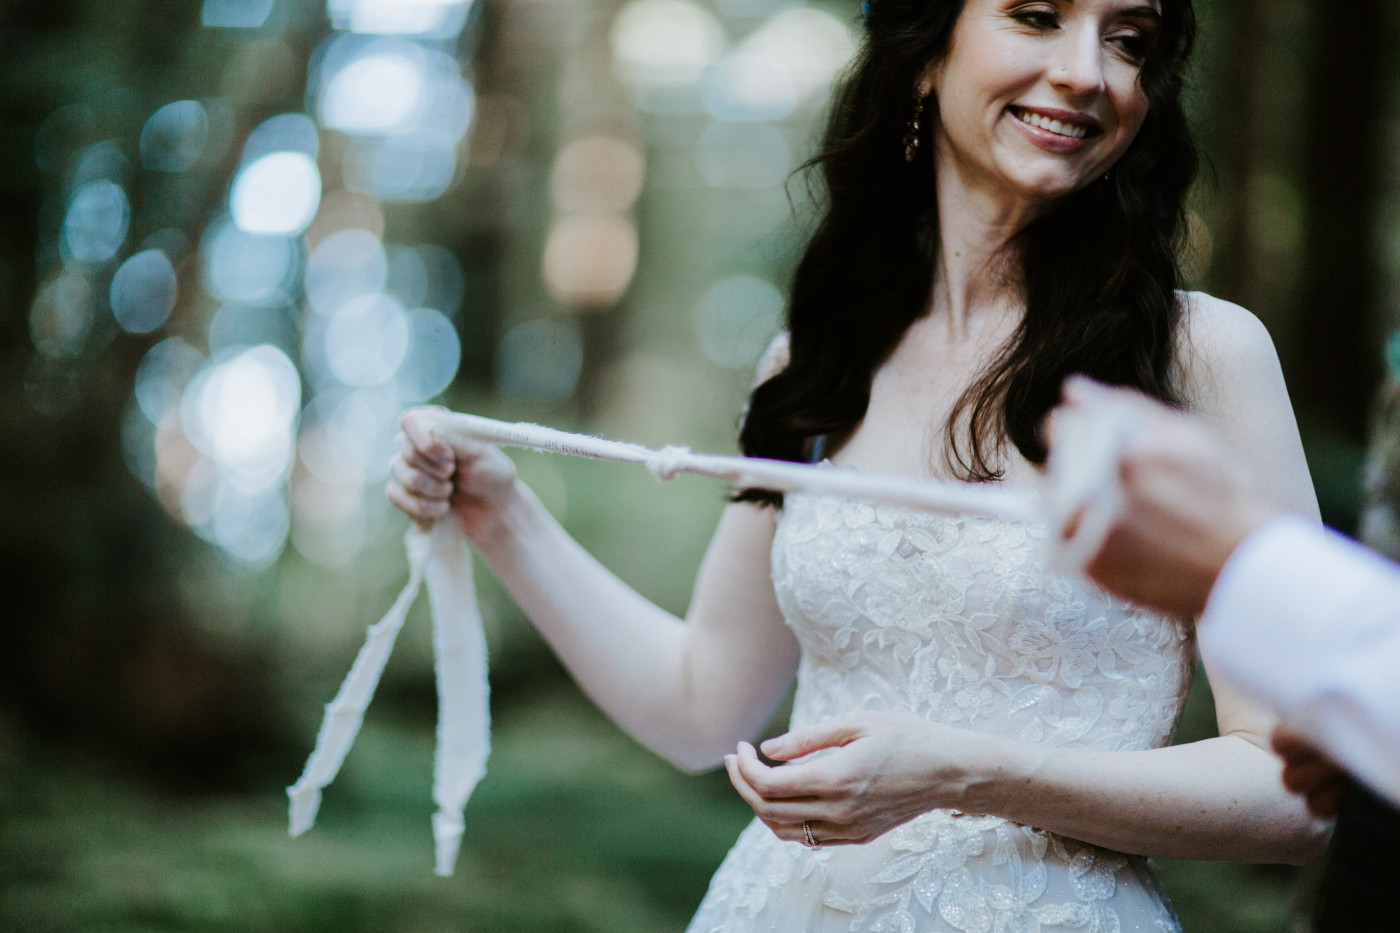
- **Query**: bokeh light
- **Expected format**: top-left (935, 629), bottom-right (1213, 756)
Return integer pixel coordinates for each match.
top-left (611, 0), bottom-right (726, 91)
top-left (290, 469), bottom-right (368, 567)
top-left (231, 151), bottom-right (323, 235)
top-left (324, 293), bottom-right (412, 387)
top-left (329, 0), bottom-right (471, 39)
top-left (33, 103), bottom-right (95, 173)
top-left (395, 307), bottom-right (462, 400)
top-left (181, 344), bottom-right (302, 496)
top-left (550, 135), bottom-right (646, 214)
top-left (29, 272), bottom-right (95, 359)
top-left (242, 113), bottom-right (321, 163)
top-left (495, 319), bottom-right (583, 404)
top-left (70, 141), bottom-right (131, 192)
top-left (702, 53), bottom-right (797, 122)
top-left (320, 38), bottom-right (428, 135)
top-left (694, 274), bottom-right (784, 368)
top-left (135, 338), bottom-right (205, 425)
top-left (304, 228), bottom-right (388, 315)
top-left (110, 248), bottom-right (178, 333)
top-left (413, 243), bottom-right (465, 315)
top-left (62, 180), bottom-right (130, 264)
top-left (122, 400), bottom-right (158, 489)
top-left (380, 242), bottom-right (468, 318)
top-left (201, 0), bottom-right (276, 29)
top-left (542, 213), bottom-right (638, 308)
top-left (139, 100), bottom-right (211, 172)
top-left (341, 127), bottom-right (461, 202)
top-left (695, 120), bottom-right (790, 189)
top-left (736, 8), bottom-right (855, 103)
top-left (208, 301), bottom-right (299, 356)
top-left (201, 216), bottom-right (301, 303)
top-left (304, 188), bottom-right (386, 249)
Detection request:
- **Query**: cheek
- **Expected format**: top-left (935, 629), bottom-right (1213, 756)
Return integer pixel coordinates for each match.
top-left (1112, 73), bottom-right (1151, 134)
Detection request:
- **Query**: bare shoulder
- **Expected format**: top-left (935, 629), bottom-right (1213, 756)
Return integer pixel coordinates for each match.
top-left (754, 331), bottom-right (791, 386)
top-left (1175, 291), bottom-right (1286, 416)
top-left (1176, 291), bottom-right (1319, 518)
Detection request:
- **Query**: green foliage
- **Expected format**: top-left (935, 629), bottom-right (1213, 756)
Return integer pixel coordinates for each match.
top-left (0, 689), bottom-right (752, 933)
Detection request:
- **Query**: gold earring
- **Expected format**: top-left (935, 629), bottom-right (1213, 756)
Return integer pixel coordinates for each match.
top-left (904, 92), bottom-right (925, 163)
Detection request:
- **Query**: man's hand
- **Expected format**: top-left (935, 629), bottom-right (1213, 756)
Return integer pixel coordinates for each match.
top-left (1272, 730), bottom-right (1350, 819)
top-left (1046, 377), bottom-right (1277, 616)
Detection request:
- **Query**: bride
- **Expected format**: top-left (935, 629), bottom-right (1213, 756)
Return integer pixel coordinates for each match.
top-left (389, 0), bottom-right (1326, 928)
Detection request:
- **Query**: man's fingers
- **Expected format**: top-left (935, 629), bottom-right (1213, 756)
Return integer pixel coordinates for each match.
top-left (1270, 729), bottom-right (1318, 762)
top-left (1304, 777), bottom-right (1350, 819)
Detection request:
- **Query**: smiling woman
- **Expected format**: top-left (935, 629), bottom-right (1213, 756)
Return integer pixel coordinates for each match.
top-left (388, 0), bottom-right (1326, 930)
top-left (931, 0), bottom-right (1156, 198)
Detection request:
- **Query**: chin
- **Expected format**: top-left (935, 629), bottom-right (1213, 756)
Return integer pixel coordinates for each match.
top-left (1007, 169), bottom-right (1101, 205)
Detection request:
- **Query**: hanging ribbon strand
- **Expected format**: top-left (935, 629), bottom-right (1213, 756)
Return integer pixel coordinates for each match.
top-left (287, 406), bottom-right (1129, 875)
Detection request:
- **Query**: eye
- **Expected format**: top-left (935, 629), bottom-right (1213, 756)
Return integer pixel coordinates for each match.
top-left (1010, 6), bottom-right (1059, 30)
top-left (1107, 29), bottom-right (1152, 62)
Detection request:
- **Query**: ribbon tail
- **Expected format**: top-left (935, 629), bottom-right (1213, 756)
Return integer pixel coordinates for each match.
top-left (424, 520), bottom-right (490, 877)
top-left (287, 527), bottom-right (434, 838)
top-left (1042, 405), bottom-right (1136, 574)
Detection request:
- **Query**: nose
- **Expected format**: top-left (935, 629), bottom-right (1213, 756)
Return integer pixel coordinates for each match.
top-left (1050, 27), bottom-right (1106, 98)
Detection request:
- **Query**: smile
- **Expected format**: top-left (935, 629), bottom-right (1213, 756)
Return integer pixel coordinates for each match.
top-left (1009, 106), bottom-right (1097, 140)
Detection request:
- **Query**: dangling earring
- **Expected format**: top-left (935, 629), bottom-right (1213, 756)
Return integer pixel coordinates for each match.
top-left (904, 92), bottom-right (925, 163)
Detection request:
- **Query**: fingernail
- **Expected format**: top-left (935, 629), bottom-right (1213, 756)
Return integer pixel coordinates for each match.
top-left (760, 738), bottom-right (780, 755)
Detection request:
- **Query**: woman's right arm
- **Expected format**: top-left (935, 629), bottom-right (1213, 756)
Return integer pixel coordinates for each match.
top-left (388, 415), bottom-right (800, 772)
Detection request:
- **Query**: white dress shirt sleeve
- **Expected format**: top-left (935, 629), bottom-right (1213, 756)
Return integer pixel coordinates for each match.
top-left (1198, 515), bottom-right (1400, 805)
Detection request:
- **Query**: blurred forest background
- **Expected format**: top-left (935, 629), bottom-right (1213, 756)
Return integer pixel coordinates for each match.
top-left (1, 1), bottom-right (1397, 930)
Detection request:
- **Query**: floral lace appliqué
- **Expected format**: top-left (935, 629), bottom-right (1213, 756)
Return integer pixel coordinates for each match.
top-left (688, 494), bottom-right (1193, 933)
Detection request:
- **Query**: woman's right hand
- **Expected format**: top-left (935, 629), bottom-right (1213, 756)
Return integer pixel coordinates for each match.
top-left (386, 406), bottom-right (519, 539)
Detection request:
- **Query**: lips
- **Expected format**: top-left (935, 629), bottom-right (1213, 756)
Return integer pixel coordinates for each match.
top-left (1008, 105), bottom-right (1101, 141)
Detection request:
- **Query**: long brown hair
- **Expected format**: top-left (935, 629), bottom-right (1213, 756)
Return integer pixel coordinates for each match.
top-left (738, 0), bottom-right (1199, 504)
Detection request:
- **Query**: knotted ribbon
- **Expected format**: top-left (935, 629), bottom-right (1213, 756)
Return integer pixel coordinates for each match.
top-left (287, 405), bottom-right (1129, 875)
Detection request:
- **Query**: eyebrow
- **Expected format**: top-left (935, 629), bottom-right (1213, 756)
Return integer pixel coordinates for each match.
top-left (1061, 0), bottom-right (1163, 20)
top-left (1117, 5), bottom-right (1163, 21)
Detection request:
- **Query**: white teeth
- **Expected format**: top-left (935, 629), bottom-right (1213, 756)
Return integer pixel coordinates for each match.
top-left (1014, 108), bottom-right (1089, 139)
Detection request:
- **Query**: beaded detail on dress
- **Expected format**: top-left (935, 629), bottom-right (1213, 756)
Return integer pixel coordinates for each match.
top-left (688, 493), bottom-right (1195, 933)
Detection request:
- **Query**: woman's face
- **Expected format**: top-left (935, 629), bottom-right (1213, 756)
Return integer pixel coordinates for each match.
top-left (928, 0), bottom-right (1162, 205)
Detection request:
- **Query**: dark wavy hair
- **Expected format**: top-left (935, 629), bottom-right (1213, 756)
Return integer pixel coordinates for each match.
top-left (738, 0), bottom-right (1199, 504)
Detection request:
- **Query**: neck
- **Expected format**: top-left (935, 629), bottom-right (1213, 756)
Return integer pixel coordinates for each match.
top-left (930, 148), bottom-right (1047, 341)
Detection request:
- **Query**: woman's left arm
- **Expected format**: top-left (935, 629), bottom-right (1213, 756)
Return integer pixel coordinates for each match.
top-left (726, 294), bottom-right (1330, 864)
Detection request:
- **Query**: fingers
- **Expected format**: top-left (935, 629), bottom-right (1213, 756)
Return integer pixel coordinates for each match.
top-left (735, 741), bottom-right (834, 800)
top-left (392, 447), bottom-right (454, 498)
top-left (761, 716), bottom-right (862, 761)
top-left (400, 407), bottom-right (452, 464)
top-left (724, 753), bottom-right (853, 847)
top-left (1303, 775), bottom-right (1350, 819)
top-left (1270, 729), bottom-right (1316, 761)
top-left (398, 432), bottom-right (454, 480)
top-left (724, 751), bottom-right (790, 819)
top-left (1272, 730), bottom-right (1350, 819)
top-left (386, 479), bottom-right (452, 523)
top-left (1279, 752), bottom-right (1339, 795)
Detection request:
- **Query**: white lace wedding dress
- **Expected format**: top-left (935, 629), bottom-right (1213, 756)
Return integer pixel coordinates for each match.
top-left (688, 492), bottom-right (1195, 933)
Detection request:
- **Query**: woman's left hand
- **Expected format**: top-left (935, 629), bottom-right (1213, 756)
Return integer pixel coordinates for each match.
top-left (723, 712), bottom-right (1009, 848)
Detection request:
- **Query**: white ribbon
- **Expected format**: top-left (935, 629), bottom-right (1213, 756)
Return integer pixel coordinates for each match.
top-left (288, 409), bottom-right (1130, 875)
